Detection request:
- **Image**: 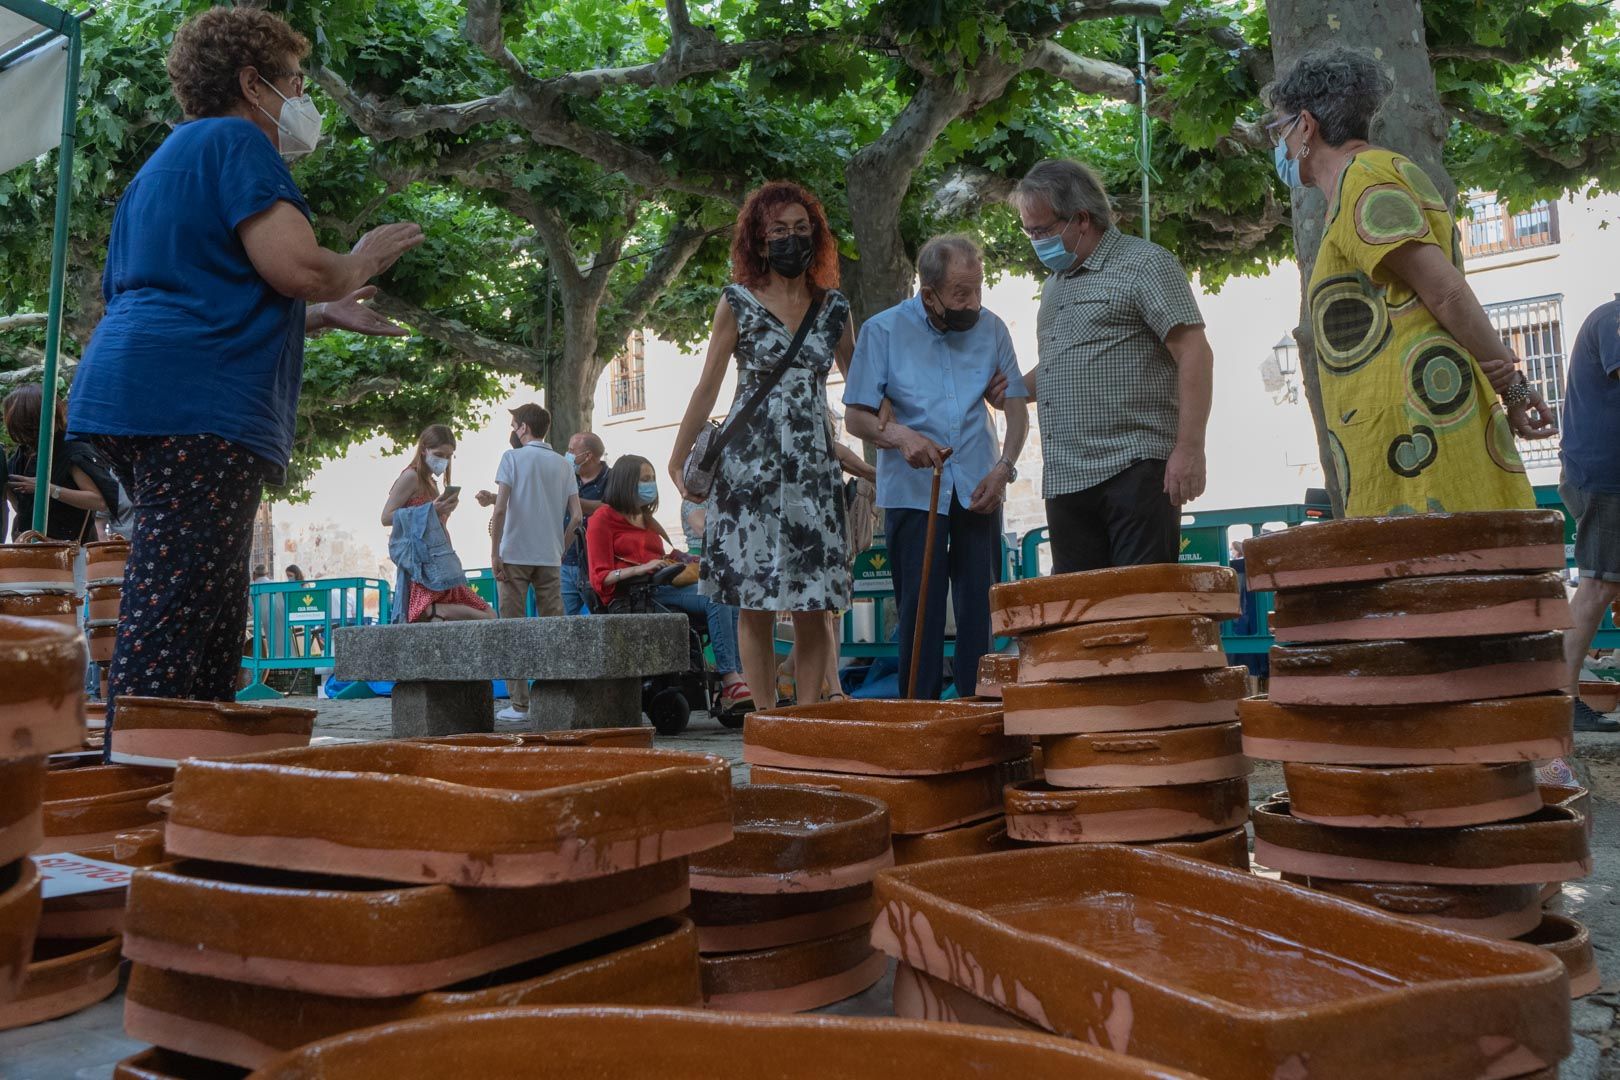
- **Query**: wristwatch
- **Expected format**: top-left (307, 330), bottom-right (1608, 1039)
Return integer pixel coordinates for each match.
top-left (996, 457), bottom-right (1018, 482)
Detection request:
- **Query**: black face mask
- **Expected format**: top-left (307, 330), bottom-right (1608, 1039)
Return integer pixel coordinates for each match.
top-left (766, 234), bottom-right (814, 279)
top-left (509, 432), bottom-right (523, 450)
top-left (927, 294), bottom-right (981, 333)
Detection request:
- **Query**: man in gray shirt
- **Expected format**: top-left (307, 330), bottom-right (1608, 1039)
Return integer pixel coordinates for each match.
top-left (1006, 158), bottom-right (1215, 572)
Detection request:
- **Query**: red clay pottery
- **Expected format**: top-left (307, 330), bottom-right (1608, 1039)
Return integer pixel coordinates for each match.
top-left (974, 652), bottom-right (1020, 698)
top-left (1017, 616), bottom-right (1226, 684)
top-left (689, 883), bottom-right (875, 955)
top-left (1270, 573), bottom-right (1570, 644)
top-left (124, 916), bottom-right (704, 1068)
top-left (109, 697), bottom-right (317, 767)
top-left (246, 1005), bottom-right (1206, 1080)
top-left (1578, 680), bottom-right (1620, 714)
top-left (1005, 778), bottom-right (1248, 844)
top-left (519, 727), bottom-right (655, 748)
top-left (1269, 633), bottom-right (1566, 706)
top-left (1041, 722), bottom-right (1246, 788)
top-left (748, 757), bottom-right (1032, 835)
top-left (36, 827), bottom-right (165, 939)
top-left (124, 856), bottom-right (690, 997)
top-left (1252, 795), bottom-right (1590, 885)
top-left (86, 619), bottom-right (119, 663)
top-left (689, 785), bottom-right (891, 894)
top-left (0, 541), bottom-right (76, 589)
top-left (114, 1048), bottom-right (246, 1080)
top-left (892, 817), bottom-right (1015, 866)
top-left (1542, 784), bottom-right (1592, 840)
top-left (163, 742), bottom-right (732, 887)
top-left (1004, 668), bottom-right (1246, 736)
top-left (1283, 762), bottom-right (1541, 829)
top-left (991, 565), bottom-right (1240, 637)
top-left (872, 844), bottom-right (1570, 1080)
top-left (0, 615), bottom-right (86, 760)
top-left (85, 582), bottom-right (122, 622)
top-left (83, 539), bottom-right (130, 584)
top-left (0, 588), bottom-right (80, 628)
top-left (1285, 878), bottom-right (1544, 940)
top-left (0, 934), bottom-right (121, 1030)
top-left (1240, 510), bottom-right (1565, 591)
top-left (0, 758), bottom-right (45, 865)
top-left (0, 859), bottom-right (42, 1004)
top-left (743, 699), bottom-right (1024, 776)
top-left (39, 764), bottom-right (172, 853)
top-left (697, 923), bottom-right (886, 1012)
top-left (1239, 694), bottom-right (1573, 765)
top-left (1518, 913), bottom-right (1598, 998)
top-left (1145, 826), bottom-right (1251, 871)
top-left (893, 962), bottom-right (1042, 1031)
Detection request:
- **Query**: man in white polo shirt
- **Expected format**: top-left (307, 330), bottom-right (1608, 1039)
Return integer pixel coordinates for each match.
top-left (491, 402), bottom-right (581, 721)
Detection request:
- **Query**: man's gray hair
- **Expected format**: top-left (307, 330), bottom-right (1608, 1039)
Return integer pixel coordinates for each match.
top-left (1263, 47), bottom-right (1393, 147)
top-left (1012, 159), bottom-right (1114, 231)
top-left (571, 431), bottom-right (604, 455)
top-left (916, 233), bottom-right (983, 289)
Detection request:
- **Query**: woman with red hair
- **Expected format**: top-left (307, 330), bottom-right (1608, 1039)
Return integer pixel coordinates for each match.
top-left (670, 181), bottom-right (855, 707)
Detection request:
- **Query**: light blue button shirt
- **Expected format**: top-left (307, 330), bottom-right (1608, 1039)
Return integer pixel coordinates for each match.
top-left (843, 296), bottom-right (1027, 514)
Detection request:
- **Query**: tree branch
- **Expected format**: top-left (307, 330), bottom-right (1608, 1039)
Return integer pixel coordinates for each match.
top-left (528, 202), bottom-right (589, 295)
top-left (1025, 40), bottom-right (1138, 99)
top-left (367, 290), bottom-right (543, 377)
top-left (1442, 95), bottom-right (1585, 168)
top-left (925, 166), bottom-right (1016, 219)
top-left (313, 375), bottom-right (408, 409)
top-left (0, 313), bottom-right (48, 334)
top-left (598, 209), bottom-right (712, 354)
top-left (311, 66), bottom-right (516, 138)
top-left (464, 0), bottom-right (531, 85)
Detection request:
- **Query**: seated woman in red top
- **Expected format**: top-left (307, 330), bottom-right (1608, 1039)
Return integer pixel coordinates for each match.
top-left (588, 455), bottom-right (750, 710)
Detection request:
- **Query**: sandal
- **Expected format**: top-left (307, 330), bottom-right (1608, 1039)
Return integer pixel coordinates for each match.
top-left (720, 681), bottom-right (754, 712)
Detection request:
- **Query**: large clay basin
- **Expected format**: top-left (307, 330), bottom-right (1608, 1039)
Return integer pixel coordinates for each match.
top-left (0, 935), bottom-right (121, 1030)
top-left (1239, 510), bottom-right (1564, 591)
top-left (1251, 795), bottom-right (1590, 885)
top-left (1541, 784), bottom-right (1592, 840)
top-left (748, 757), bottom-right (1032, 835)
top-left (1269, 572), bottom-right (1570, 643)
top-left (697, 923), bottom-right (885, 1013)
top-left (38, 764), bottom-right (172, 853)
top-left (124, 916), bottom-right (703, 1068)
top-left (893, 817), bottom-right (1015, 867)
top-left (0, 758), bottom-right (45, 865)
top-left (990, 564), bottom-right (1239, 637)
top-left (1041, 722), bottom-right (1246, 789)
top-left (123, 857), bottom-right (690, 997)
top-left (1005, 777), bottom-right (1249, 844)
top-left (1005, 668), bottom-right (1247, 736)
top-left (1017, 616), bottom-right (1226, 683)
top-left (163, 742), bottom-right (733, 887)
top-left (115, 1049), bottom-right (246, 1080)
top-left (743, 699), bottom-right (1024, 776)
top-left (0, 615), bottom-right (86, 760)
top-left (0, 859), bottom-right (42, 1004)
top-left (1518, 913), bottom-right (1598, 998)
top-left (1578, 680), bottom-right (1620, 714)
top-left (1284, 878), bottom-right (1544, 940)
top-left (1145, 826), bottom-right (1250, 871)
top-left (872, 844), bottom-right (1569, 1080)
top-left (519, 727), bottom-right (655, 748)
top-left (1283, 762), bottom-right (1542, 829)
top-left (245, 1006), bottom-right (1206, 1080)
top-left (0, 541), bottom-right (76, 589)
top-left (0, 589), bottom-right (80, 629)
top-left (1239, 694), bottom-right (1573, 765)
top-left (110, 697), bottom-right (316, 768)
top-left (1269, 632), bottom-right (1566, 706)
top-left (689, 785), bottom-right (891, 895)
top-left (975, 653), bottom-right (1020, 698)
top-left (83, 539), bottom-right (130, 584)
top-left (894, 961), bottom-right (1041, 1031)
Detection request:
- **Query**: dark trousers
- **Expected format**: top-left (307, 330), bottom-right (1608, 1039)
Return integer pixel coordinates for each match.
top-left (888, 494), bottom-right (1001, 700)
top-left (1046, 458), bottom-right (1179, 574)
top-left (99, 436), bottom-right (265, 733)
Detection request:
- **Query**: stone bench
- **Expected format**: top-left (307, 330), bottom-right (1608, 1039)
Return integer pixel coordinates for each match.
top-left (333, 615), bottom-right (690, 738)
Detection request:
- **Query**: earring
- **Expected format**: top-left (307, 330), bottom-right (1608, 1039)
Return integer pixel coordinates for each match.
top-left (1299, 144), bottom-right (1311, 160)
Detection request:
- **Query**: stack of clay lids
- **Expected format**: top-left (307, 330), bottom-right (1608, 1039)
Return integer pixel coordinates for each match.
top-left (108, 697), bottom-right (317, 767)
top-left (37, 764), bottom-right (172, 853)
top-left (80, 540), bottom-right (131, 670)
top-left (121, 741), bottom-right (737, 1070)
top-left (1243, 510), bottom-right (1592, 996)
top-left (686, 785), bottom-right (891, 1012)
top-left (744, 699), bottom-right (1031, 867)
top-left (0, 540), bottom-right (83, 641)
top-left (989, 566), bottom-right (1249, 868)
top-left (874, 844), bottom-right (1571, 1080)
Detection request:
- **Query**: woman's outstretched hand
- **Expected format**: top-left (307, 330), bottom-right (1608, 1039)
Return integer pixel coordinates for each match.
top-left (318, 286), bottom-right (410, 337)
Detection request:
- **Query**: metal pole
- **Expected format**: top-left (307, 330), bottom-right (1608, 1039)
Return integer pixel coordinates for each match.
top-left (1136, 21), bottom-right (1151, 243)
top-left (32, 20), bottom-right (81, 535)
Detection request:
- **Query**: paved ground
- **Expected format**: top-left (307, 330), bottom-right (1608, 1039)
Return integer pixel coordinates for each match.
top-left (4, 695), bottom-right (1620, 1078)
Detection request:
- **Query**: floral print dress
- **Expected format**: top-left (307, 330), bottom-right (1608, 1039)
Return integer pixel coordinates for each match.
top-left (702, 284), bottom-right (852, 612)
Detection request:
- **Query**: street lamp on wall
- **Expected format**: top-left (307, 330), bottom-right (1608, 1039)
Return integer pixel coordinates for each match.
top-left (1259, 332), bottom-right (1300, 405)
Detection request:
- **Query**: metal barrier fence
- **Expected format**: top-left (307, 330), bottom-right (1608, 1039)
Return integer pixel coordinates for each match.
top-left (238, 578), bottom-right (391, 701)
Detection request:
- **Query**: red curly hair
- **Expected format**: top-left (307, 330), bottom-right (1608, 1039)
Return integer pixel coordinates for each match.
top-left (730, 181), bottom-right (840, 293)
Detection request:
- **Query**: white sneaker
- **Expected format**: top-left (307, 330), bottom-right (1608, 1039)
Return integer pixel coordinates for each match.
top-left (496, 706), bottom-right (528, 722)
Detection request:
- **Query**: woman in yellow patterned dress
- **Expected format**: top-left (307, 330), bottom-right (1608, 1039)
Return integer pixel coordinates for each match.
top-left (1263, 48), bottom-right (1558, 517)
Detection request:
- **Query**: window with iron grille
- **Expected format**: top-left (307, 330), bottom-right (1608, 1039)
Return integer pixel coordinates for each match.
top-left (1460, 193), bottom-right (1560, 259)
top-left (1484, 295), bottom-right (1565, 468)
top-left (609, 331), bottom-right (646, 415)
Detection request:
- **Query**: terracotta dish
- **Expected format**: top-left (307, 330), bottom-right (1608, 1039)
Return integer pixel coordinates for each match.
top-left (0, 541), bottom-right (77, 589)
top-left (1518, 914), bottom-right (1598, 998)
top-left (1041, 722), bottom-right (1246, 789)
top-left (0, 859), bottom-right (42, 1004)
top-left (1268, 633), bottom-right (1565, 706)
top-left (520, 727), bottom-right (655, 748)
top-left (1239, 694), bottom-right (1573, 765)
top-left (0, 758), bottom-right (45, 865)
top-left (1270, 572), bottom-right (1570, 643)
top-left (1004, 668), bottom-right (1247, 736)
top-left (1005, 778), bottom-right (1249, 844)
top-left (39, 764), bottom-right (172, 853)
top-left (689, 785), bottom-right (890, 896)
top-left (1239, 510), bottom-right (1565, 591)
top-left (114, 1048), bottom-right (246, 1080)
top-left (0, 615), bottom-right (86, 761)
top-left (83, 539), bottom-right (131, 583)
top-left (110, 697), bottom-right (316, 767)
top-left (872, 844), bottom-right (1569, 1080)
top-left (894, 961), bottom-right (1040, 1030)
top-left (1145, 827), bottom-right (1251, 871)
top-left (86, 583), bottom-right (122, 622)
top-left (163, 742), bottom-right (733, 887)
top-left (0, 589), bottom-right (79, 628)
top-left (0, 934), bottom-right (121, 1030)
top-left (893, 818), bottom-right (1015, 867)
top-left (747, 757), bottom-right (1031, 835)
top-left (1578, 680), bottom-right (1620, 714)
top-left (1285, 878), bottom-right (1544, 940)
top-left (1283, 762), bottom-right (1542, 829)
top-left (974, 653), bottom-right (1020, 698)
top-left (697, 923), bottom-right (885, 1013)
top-left (1017, 616), bottom-right (1226, 683)
top-left (990, 565), bottom-right (1239, 637)
top-left (743, 699), bottom-right (1024, 776)
top-left (689, 882), bottom-right (875, 955)
top-left (1542, 784), bottom-right (1592, 840)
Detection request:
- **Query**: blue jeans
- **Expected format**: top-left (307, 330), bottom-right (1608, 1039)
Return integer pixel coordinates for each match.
top-left (560, 562), bottom-right (588, 616)
top-left (653, 583), bottom-right (741, 676)
top-left (887, 493), bottom-right (1001, 700)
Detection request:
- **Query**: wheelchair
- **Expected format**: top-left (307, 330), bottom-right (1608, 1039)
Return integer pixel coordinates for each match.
top-left (583, 562), bottom-right (747, 737)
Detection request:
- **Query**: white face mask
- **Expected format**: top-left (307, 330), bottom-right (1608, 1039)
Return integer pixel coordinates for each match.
top-left (426, 454), bottom-right (450, 476)
top-left (257, 78), bottom-right (322, 160)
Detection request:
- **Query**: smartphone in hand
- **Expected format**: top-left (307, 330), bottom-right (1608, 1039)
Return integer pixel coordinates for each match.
top-left (442, 485), bottom-right (461, 499)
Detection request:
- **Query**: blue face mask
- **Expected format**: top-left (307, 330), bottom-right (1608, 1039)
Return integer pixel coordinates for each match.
top-left (1273, 116), bottom-right (1304, 188)
top-left (565, 451), bottom-right (577, 468)
top-left (637, 481), bottom-right (659, 506)
top-left (1031, 231), bottom-right (1076, 272)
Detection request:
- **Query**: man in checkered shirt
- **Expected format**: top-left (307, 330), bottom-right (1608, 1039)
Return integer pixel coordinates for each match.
top-left (1004, 159), bottom-right (1215, 572)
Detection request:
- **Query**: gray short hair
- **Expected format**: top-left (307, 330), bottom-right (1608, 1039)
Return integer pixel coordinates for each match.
top-left (1012, 159), bottom-right (1115, 231)
top-left (916, 234), bottom-right (983, 289)
top-left (1264, 47), bottom-right (1393, 147)
top-left (571, 431), bottom-right (604, 455)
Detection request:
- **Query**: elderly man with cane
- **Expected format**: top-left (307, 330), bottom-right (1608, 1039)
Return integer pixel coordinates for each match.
top-left (844, 234), bottom-right (1029, 699)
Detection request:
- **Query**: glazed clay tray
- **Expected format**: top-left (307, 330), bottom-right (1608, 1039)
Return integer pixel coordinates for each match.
top-left (0, 758), bottom-right (45, 865)
top-left (1284, 878), bottom-right (1545, 940)
top-left (0, 935), bottom-right (121, 1031)
top-left (1238, 694), bottom-right (1572, 765)
top-left (123, 856), bottom-right (689, 997)
top-left (1520, 914), bottom-right (1598, 999)
top-left (1, 614), bottom-right (87, 761)
top-left (39, 764), bottom-right (173, 854)
top-left (162, 742), bottom-right (732, 887)
top-left (689, 784), bottom-right (892, 896)
top-left (1239, 510), bottom-right (1565, 591)
top-left (893, 817), bottom-right (1015, 867)
top-left (0, 858), bottom-right (42, 1004)
top-left (1003, 668), bottom-right (1247, 736)
top-left (1005, 778), bottom-right (1249, 844)
top-left (747, 757), bottom-right (1032, 835)
top-left (244, 1005), bottom-right (1205, 1080)
top-left (1282, 762), bottom-right (1542, 829)
top-left (871, 844), bottom-right (1570, 1080)
top-left (1017, 616), bottom-right (1225, 683)
top-left (1041, 722), bottom-right (1246, 789)
top-left (743, 698), bottom-right (1024, 776)
top-left (1268, 632), bottom-right (1566, 706)
top-left (975, 652), bottom-right (1020, 698)
top-left (1251, 795), bottom-right (1590, 885)
top-left (110, 697), bottom-right (316, 767)
top-left (417, 728), bottom-right (656, 749)
top-left (989, 565), bottom-right (1240, 637)
top-left (123, 916), bottom-right (703, 1069)
top-left (698, 922), bottom-right (885, 1012)
top-left (689, 882), bottom-right (876, 954)
top-left (1268, 572), bottom-right (1571, 643)
top-left (114, 1048), bottom-right (247, 1080)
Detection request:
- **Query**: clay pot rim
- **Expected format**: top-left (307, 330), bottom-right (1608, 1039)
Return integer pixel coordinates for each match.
top-left (1255, 793), bottom-right (1584, 832)
top-left (0, 857), bottom-right (40, 922)
top-left (990, 565), bottom-right (1237, 608)
top-left (0, 613), bottom-right (84, 653)
top-left (117, 696), bottom-right (319, 725)
top-left (1044, 720), bottom-right (1243, 746)
top-left (1518, 912), bottom-right (1588, 949)
top-left (0, 586), bottom-right (79, 598)
top-left (0, 539), bottom-right (77, 553)
top-left (1282, 762), bottom-right (1533, 780)
top-left (690, 785), bottom-right (891, 877)
top-left (746, 698), bottom-right (1003, 731)
top-left (25, 933), bottom-right (122, 975)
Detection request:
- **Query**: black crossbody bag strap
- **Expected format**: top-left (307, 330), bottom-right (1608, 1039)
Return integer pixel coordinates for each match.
top-left (699, 296), bottom-right (823, 471)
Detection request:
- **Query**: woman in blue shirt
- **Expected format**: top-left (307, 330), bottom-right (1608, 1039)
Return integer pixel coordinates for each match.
top-left (67, 7), bottom-right (422, 718)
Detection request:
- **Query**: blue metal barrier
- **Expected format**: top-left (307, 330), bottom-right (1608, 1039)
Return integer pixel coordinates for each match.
top-left (239, 578), bottom-right (390, 701)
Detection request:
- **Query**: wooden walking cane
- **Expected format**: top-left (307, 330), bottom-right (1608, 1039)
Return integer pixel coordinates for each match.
top-left (907, 448), bottom-right (952, 698)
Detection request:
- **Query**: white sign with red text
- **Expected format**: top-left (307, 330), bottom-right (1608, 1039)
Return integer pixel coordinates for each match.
top-left (32, 853), bottom-right (135, 899)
